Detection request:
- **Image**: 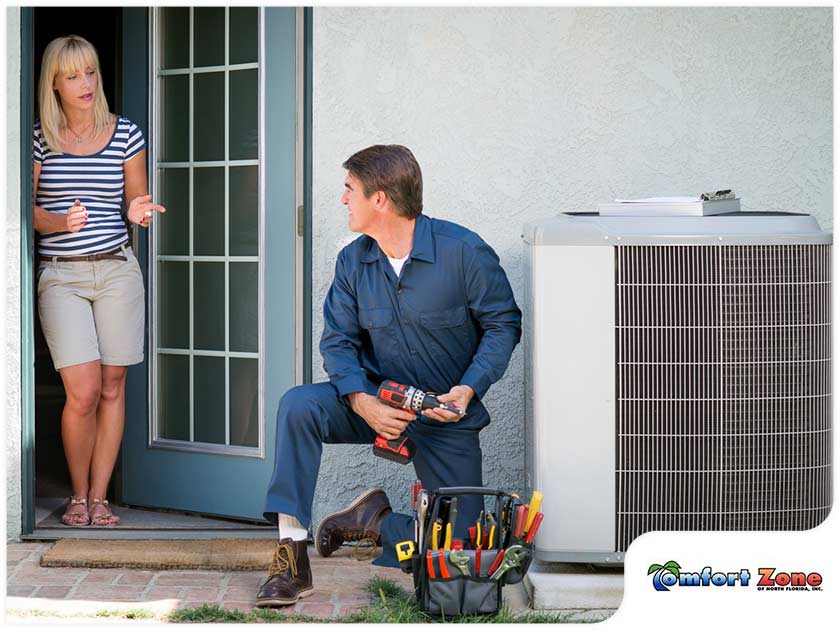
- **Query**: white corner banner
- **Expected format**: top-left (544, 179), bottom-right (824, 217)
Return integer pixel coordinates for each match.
top-left (606, 509), bottom-right (838, 629)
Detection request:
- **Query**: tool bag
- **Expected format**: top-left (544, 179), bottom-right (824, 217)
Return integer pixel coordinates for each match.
top-left (409, 487), bottom-right (534, 618)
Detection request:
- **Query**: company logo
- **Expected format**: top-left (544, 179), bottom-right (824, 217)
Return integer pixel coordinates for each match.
top-left (648, 561), bottom-right (750, 592)
top-left (756, 568), bottom-right (823, 592)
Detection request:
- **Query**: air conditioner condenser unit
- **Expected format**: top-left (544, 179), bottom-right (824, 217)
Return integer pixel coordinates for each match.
top-left (522, 211), bottom-right (832, 563)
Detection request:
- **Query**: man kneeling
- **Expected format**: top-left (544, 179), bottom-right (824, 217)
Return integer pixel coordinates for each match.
top-left (257, 145), bottom-right (521, 606)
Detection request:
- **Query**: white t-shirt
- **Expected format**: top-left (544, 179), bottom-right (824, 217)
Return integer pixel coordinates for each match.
top-left (388, 254), bottom-right (409, 278)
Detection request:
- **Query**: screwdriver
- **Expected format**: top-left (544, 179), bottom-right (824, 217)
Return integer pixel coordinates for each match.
top-left (410, 481), bottom-right (422, 543)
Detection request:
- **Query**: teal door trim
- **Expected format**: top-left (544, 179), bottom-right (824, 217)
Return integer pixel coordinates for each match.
top-left (303, 7), bottom-right (313, 384)
top-left (120, 7), bottom-right (150, 503)
top-left (20, 6), bottom-right (36, 536)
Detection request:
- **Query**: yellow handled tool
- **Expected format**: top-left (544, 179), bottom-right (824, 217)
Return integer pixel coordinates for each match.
top-left (488, 524), bottom-right (496, 549)
top-left (431, 520), bottom-right (442, 550)
top-left (525, 490), bottom-right (543, 533)
top-left (396, 540), bottom-right (415, 562)
top-left (443, 523), bottom-right (452, 550)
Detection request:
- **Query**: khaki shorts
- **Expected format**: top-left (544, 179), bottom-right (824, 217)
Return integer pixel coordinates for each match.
top-left (37, 246), bottom-right (145, 371)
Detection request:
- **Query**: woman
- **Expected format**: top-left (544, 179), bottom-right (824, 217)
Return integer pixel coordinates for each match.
top-left (33, 35), bottom-right (165, 526)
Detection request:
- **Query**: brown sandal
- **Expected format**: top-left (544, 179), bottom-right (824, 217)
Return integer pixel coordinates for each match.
top-left (88, 499), bottom-right (120, 527)
top-left (61, 497), bottom-right (90, 527)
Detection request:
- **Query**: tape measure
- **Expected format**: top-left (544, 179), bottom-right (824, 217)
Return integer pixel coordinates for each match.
top-left (396, 540), bottom-right (415, 562)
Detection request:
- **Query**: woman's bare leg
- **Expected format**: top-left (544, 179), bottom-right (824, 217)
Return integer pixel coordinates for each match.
top-left (89, 364), bottom-right (128, 502)
top-left (58, 360), bottom-right (102, 501)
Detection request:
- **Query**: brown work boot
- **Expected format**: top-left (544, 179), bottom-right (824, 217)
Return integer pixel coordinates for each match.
top-left (255, 538), bottom-right (313, 607)
top-left (315, 488), bottom-right (392, 557)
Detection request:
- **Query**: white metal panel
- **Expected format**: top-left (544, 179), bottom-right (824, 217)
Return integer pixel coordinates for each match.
top-left (528, 245), bottom-right (615, 554)
top-left (523, 213), bottom-right (832, 247)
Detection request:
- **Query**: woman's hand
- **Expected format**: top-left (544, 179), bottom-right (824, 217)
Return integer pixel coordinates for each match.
top-left (127, 194), bottom-right (166, 228)
top-left (64, 199), bottom-right (88, 233)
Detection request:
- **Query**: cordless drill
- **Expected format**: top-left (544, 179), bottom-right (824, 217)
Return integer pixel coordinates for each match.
top-left (372, 380), bottom-right (466, 464)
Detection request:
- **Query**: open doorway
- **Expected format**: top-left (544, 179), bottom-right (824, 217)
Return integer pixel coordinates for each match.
top-left (27, 7), bottom-right (281, 539)
top-left (32, 6), bottom-right (124, 518)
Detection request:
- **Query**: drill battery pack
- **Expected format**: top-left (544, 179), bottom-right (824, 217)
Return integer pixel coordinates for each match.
top-left (372, 435), bottom-right (417, 464)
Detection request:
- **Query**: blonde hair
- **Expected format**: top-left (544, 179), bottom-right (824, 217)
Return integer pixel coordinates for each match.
top-left (38, 35), bottom-right (111, 153)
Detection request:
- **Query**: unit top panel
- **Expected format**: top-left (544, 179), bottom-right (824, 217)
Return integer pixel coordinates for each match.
top-left (522, 212), bottom-right (832, 246)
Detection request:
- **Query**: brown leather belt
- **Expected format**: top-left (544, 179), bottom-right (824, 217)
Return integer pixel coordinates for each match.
top-left (38, 248), bottom-right (127, 263)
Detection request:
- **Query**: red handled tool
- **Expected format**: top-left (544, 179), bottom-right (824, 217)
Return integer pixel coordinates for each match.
top-left (525, 491), bottom-right (543, 532)
top-left (487, 549), bottom-right (506, 576)
top-left (513, 504), bottom-right (528, 540)
top-left (410, 481), bottom-right (422, 510)
top-left (525, 512), bottom-right (544, 544)
top-left (426, 550), bottom-right (435, 578)
top-left (437, 551), bottom-right (450, 578)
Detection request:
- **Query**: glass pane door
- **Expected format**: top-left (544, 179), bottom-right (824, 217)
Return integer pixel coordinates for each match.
top-left (154, 7), bottom-right (261, 455)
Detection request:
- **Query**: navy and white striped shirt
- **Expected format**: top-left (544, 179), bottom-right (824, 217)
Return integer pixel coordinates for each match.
top-left (34, 116), bottom-right (145, 256)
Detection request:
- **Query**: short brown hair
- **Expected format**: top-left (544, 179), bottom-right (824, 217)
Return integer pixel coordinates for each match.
top-left (342, 145), bottom-right (423, 219)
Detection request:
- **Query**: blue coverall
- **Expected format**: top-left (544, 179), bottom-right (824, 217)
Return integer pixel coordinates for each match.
top-left (263, 213), bottom-right (521, 566)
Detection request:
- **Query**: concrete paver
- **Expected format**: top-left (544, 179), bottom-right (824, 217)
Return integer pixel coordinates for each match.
top-left (5, 541), bottom-right (415, 620)
top-left (6, 541), bottom-right (548, 621)
top-left (564, 608), bottom-right (617, 622)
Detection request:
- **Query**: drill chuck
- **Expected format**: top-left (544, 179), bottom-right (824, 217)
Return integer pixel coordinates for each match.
top-left (377, 380), bottom-right (465, 416)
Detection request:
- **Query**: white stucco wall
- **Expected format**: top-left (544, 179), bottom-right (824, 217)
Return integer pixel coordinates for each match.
top-left (2, 7), bottom-right (832, 538)
top-left (310, 7), bottom-right (832, 525)
top-left (6, 6), bottom-right (22, 541)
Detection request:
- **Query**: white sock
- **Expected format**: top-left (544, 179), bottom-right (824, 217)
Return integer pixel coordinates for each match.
top-left (277, 513), bottom-right (308, 541)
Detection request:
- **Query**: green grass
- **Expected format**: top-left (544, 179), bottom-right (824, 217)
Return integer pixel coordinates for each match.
top-left (95, 609), bottom-right (156, 619)
top-left (9, 577), bottom-right (610, 624)
top-left (7, 608), bottom-right (156, 620)
top-left (169, 604), bottom-right (317, 623)
top-left (167, 577), bottom-right (590, 624)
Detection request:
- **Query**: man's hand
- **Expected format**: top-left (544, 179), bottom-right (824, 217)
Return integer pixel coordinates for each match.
top-left (347, 392), bottom-right (416, 440)
top-left (421, 384), bottom-right (474, 424)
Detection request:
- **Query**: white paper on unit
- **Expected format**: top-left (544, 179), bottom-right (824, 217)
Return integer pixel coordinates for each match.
top-left (613, 196), bottom-right (702, 203)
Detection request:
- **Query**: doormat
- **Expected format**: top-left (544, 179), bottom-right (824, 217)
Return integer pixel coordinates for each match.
top-left (40, 538), bottom-right (278, 571)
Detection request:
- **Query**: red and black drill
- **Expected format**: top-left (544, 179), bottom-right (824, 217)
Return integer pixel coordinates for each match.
top-left (372, 380), bottom-right (466, 464)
